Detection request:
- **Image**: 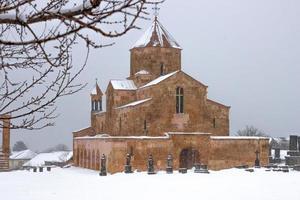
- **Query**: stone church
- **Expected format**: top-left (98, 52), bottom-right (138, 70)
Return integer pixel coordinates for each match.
top-left (73, 17), bottom-right (269, 173)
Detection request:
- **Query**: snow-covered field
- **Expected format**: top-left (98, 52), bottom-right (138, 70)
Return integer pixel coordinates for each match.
top-left (0, 167), bottom-right (299, 200)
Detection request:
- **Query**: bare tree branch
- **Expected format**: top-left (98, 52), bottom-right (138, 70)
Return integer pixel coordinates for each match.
top-left (0, 0), bottom-right (163, 129)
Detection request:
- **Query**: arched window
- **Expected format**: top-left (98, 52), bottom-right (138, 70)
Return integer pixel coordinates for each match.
top-left (91, 101), bottom-right (95, 111)
top-left (213, 118), bottom-right (217, 128)
top-left (119, 117), bottom-right (122, 133)
top-left (99, 100), bottom-right (102, 111)
top-left (176, 87), bottom-right (184, 113)
top-left (160, 63), bottom-right (165, 75)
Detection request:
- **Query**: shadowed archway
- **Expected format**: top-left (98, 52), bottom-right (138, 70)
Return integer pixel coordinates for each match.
top-left (179, 148), bottom-right (200, 169)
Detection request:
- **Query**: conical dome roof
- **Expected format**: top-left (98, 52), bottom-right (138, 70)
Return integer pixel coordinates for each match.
top-left (91, 82), bottom-right (103, 96)
top-left (132, 19), bottom-right (181, 49)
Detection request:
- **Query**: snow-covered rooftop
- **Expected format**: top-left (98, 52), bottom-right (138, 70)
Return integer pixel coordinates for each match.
top-left (135, 70), bottom-right (150, 75)
top-left (132, 19), bottom-right (181, 49)
top-left (23, 151), bottom-right (73, 167)
top-left (111, 80), bottom-right (137, 90)
top-left (10, 150), bottom-right (37, 160)
top-left (115, 98), bottom-right (152, 109)
top-left (211, 136), bottom-right (269, 140)
top-left (139, 71), bottom-right (179, 89)
top-left (90, 82), bottom-right (102, 95)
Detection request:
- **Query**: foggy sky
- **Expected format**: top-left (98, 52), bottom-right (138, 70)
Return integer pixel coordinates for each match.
top-left (4, 0), bottom-right (300, 151)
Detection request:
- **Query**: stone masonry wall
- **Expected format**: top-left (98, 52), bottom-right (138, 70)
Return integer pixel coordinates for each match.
top-left (209, 138), bottom-right (269, 170)
top-left (74, 133), bottom-right (210, 173)
top-left (130, 47), bottom-right (181, 79)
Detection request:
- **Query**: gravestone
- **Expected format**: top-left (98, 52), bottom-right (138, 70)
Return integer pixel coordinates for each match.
top-left (99, 154), bottom-right (107, 176)
top-left (39, 167), bottom-right (43, 172)
top-left (274, 148), bottom-right (281, 163)
top-left (147, 154), bottom-right (156, 175)
top-left (124, 153), bottom-right (133, 173)
top-left (289, 135), bottom-right (298, 151)
top-left (255, 150), bottom-right (260, 167)
top-left (194, 164), bottom-right (209, 173)
top-left (46, 167), bottom-right (51, 172)
top-left (33, 167), bottom-right (37, 172)
top-left (179, 168), bottom-right (187, 173)
top-left (286, 135), bottom-right (300, 166)
top-left (166, 154), bottom-right (173, 174)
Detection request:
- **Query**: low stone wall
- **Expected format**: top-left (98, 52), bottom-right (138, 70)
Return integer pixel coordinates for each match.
top-left (209, 137), bottom-right (269, 170)
top-left (74, 133), bottom-right (211, 173)
top-left (74, 134), bottom-right (270, 173)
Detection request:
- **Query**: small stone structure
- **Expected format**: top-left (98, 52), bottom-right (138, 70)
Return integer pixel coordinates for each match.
top-left (147, 154), bottom-right (156, 175)
top-left (0, 115), bottom-right (10, 171)
top-left (286, 135), bottom-right (300, 166)
top-left (99, 154), bottom-right (107, 176)
top-left (166, 154), bottom-right (173, 174)
top-left (124, 153), bottom-right (133, 173)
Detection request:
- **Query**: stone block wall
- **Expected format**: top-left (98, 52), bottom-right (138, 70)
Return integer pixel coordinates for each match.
top-left (130, 47), bottom-right (181, 79)
top-left (209, 137), bottom-right (269, 170)
top-left (74, 134), bottom-right (269, 173)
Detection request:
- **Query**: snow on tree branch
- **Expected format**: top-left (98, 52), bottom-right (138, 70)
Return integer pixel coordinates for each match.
top-left (0, 0), bottom-right (164, 130)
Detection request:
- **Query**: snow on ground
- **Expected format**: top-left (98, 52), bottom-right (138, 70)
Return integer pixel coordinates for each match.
top-left (0, 167), bottom-right (299, 200)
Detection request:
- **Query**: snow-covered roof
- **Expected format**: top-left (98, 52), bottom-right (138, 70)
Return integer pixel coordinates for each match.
top-left (115, 98), bottom-right (152, 109)
top-left (10, 150), bottom-right (37, 160)
top-left (76, 133), bottom-right (169, 140)
top-left (91, 82), bottom-right (102, 95)
top-left (139, 71), bottom-right (179, 89)
top-left (168, 132), bottom-right (211, 135)
top-left (110, 80), bottom-right (137, 90)
top-left (211, 136), bottom-right (269, 140)
top-left (132, 19), bottom-right (181, 49)
top-left (135, 70), bottom-right (150, 76)
top-left (23, 151), bottom-right (73, 167)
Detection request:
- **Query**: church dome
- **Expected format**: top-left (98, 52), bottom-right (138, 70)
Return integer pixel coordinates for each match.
top-left (132, 19), bottom-right (181, 49)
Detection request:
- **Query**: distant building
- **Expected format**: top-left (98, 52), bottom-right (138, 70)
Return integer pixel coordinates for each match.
top-left (9, 150), bottom-right (37, 170)
top-left (73, 16), bottom-right (269, 173)
top-left (23, 151), bottom-right (73, 167)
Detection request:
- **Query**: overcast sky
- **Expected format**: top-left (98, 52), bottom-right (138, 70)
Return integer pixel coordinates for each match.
top-left (3, 0), bottom-right (300, 151)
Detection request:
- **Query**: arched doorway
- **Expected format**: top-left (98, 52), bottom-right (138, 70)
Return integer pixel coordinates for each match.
top-left (179, 148), bottom-right (200, 169)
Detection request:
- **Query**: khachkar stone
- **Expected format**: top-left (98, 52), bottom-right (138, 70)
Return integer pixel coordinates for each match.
top-left (166, 154), bottom-right (173, 174)
top-left (255, 150), bottom-right (260, 167)
top-left (289, 135), bottom-right (298, 151)
top-left (147, 154), bottom-right (156, 175)
top-left (99, 154), bottom-right (107, 176)
top-left (194, 164), bottom-right (209, 174)
top-left (124, 153), bottom-right (133, 173)
top-left (274, 148), bottom-right (281, 163)
top-left (286, 135), bottom-right (300, 166)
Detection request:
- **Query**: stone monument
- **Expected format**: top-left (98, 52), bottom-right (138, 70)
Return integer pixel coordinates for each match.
top-left (166, 154), bottom-right (173, 174)
top-left (0, 115), bottom-right (10, 171)
top-left (274, 148), bottom-right (281, 163)
top-left (286, 135), bottom-right (300, 167)
top-left (147, 154), bottom-right (156, 175)
top-left (255, 150), bottom-right (260, 167)
top-left (124, 153), bottom-right (133, 173)
top-left (99, 154), bottom-right (107, 176)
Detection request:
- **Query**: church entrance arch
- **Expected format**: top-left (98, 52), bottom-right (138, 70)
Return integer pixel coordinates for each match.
top-left (179, 148), bottom-right (200, 169)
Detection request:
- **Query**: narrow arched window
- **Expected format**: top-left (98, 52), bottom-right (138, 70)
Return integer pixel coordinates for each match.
top-left (160, 63), bottom-right (165, 75)
top-left (119, 117), bottom-right (122, 132)
top-left (95, 100), bottom-right (98, 111)
top-left (99, 100), bottom-right (102, 111)
top-left (213, 118), bottom-right (216, 128)
top-left (176, 87), bottom-right (184, 113)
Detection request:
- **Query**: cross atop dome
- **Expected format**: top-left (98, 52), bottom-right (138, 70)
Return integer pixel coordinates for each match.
top-left (152, 3), bottom-right (160, 21)
top-left (131, 7), bottom-right (181, 50)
